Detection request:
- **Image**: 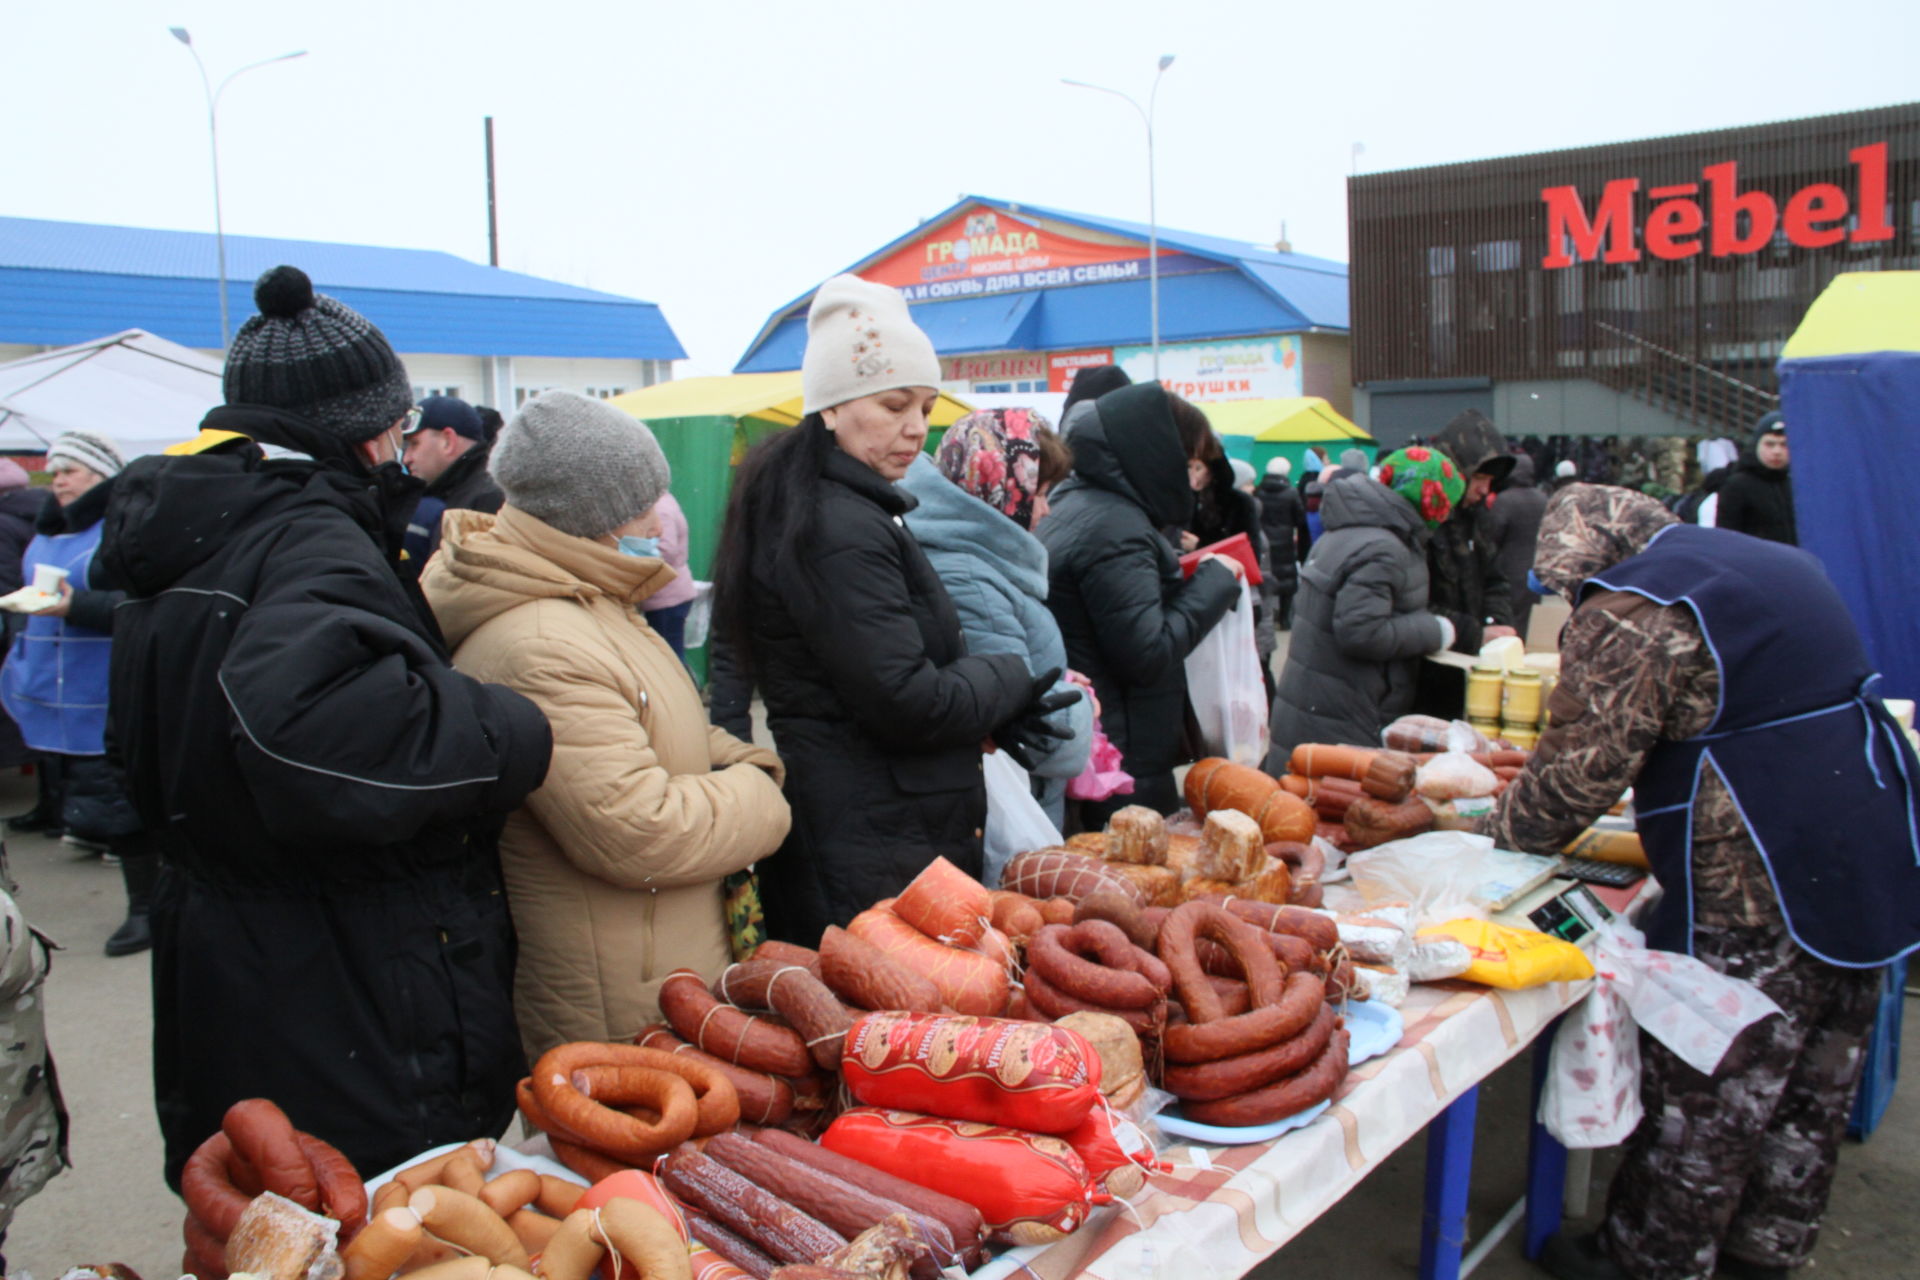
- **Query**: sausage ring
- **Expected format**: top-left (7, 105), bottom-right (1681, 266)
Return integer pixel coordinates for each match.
top-left (659, 969), bottom-right (813, 1077)
top-left (530, 1062), bottom-right (696, 1165)
top-left (540, 1041), bottom-right (740, 1137)
top-left (1163, 1003), bottom-right (1339, 1101)
top-left (1022, 966), bottom-right (1166, 1034)
top-left (222, 1098), bottom-right (319, 1211)
top-left (1158, 902), bottom-right (1283, 1020)
top-left (634, 1025), bottom-right (794, 1126)
top-left (1026, 921), bottom-right (1170, 1011)
top-left (1179, 1027), bottom-right (1351, 1127)
top-left (1164, 970), bottom-right (1327, 1064)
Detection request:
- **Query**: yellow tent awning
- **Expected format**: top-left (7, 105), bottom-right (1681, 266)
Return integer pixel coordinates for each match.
top-left (609, 372), bottom-right (974, 427)
top-left (1781, 271), bottom-right (1920, 360)
top-left (1200, 397), bottom-right (1373, 444)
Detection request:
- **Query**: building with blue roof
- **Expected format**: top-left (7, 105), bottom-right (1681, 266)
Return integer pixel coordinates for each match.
top-left (735, 197), bottom-right (1352, 417)
top-left (0, 216), bottom-right (685, 411)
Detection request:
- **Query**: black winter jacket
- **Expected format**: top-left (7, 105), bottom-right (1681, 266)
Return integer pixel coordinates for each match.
top-left (747, 446), bottom-right (1030, 944)
top-left (402, 443), bottom-right (504, 577)
top-left (0, 487), bottom-right (46, 595)
top-left (1040, 384), bottom-right (1238, 815)
top-left (1426, 414), bottom-right (1516, 652)
top-left (1256, 475), bottom-right (1310, 595)
top-left (99, 403), bottom-right (553, 1185)
top-left (1716, 458), bottom-right (1797, 545)
top-left (1268, 474), bottom-right (1446, 760)
top-left (1484, 454), bottom-right (1549, 605)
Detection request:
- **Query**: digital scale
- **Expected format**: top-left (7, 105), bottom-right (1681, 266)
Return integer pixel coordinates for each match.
top-left (1494, 878), bottom-right (1617, 946)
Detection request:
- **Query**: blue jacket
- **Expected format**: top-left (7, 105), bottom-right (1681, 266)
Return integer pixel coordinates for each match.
top-left (901, 455), bottom-right (1092, 826)
top-left (0, 489), bottom-right (112, 756)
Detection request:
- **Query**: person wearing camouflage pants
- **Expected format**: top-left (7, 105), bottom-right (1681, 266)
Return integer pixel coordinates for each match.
top-left (1479, 485), bottom-right (1915, 1280)
top-left (0, 881), bottom-right (70, 1271)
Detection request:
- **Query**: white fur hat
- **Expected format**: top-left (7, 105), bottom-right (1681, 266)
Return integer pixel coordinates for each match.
top-left (801, 275), bottom-right (943, 414)
top-left (1266, 455), bottom-right (1292, 477)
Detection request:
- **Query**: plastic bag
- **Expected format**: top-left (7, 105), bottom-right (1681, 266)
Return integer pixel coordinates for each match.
top-left (1382, 715), bottom-right (1494, 754)
top-left (1347, 830), bottom-right (1507, 925)
top-left (1540, 975), bottom-right (1641, 1147)
top-left (1066, 672), bottom-right (1134, 802)
top-left (1415, 752), bottom-right (1500, 800)
top-left (683, 580), bottom-right (714, 651)
top-left (1418, 918), bottom-right (1596, 989)
top-left (982, 749), bottom-right (1063, 889)
top-left (1183, 581), bottom-right (1269, 767)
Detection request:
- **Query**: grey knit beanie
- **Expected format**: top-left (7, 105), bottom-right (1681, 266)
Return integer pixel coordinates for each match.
top-left (222, 265), bottom-right (414, 443)
top-left (490, 391), bottom-right (671, 538)
top-left (46, 430), bottom-right (126, 478)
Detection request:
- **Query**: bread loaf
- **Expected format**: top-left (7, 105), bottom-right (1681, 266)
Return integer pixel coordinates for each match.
top-left (1104, 806), bottom-right (1169, 866)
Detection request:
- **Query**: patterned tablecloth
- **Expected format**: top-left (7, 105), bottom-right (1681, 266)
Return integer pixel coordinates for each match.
top-left (971, 978), bottom-right (1590, 1280)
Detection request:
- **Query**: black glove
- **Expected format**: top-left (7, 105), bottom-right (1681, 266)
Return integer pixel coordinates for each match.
top-left (997, 667), bottom-right (1081, 771)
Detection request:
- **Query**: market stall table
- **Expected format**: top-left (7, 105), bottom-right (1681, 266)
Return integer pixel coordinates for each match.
top-left (971, 977), bottom-right (1589, 1280)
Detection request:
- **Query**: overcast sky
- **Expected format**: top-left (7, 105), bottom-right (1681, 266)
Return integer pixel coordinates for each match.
top-left (9, 0), bottom-right (1918, 375)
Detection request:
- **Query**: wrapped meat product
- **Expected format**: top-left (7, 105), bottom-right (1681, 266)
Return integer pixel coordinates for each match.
top-left (1414, 753), bottom-right (1500, 801)
top-left (1196, 810), bottom-right (1264, 882)
top-left (1104, 806), bottom-right (1169, 866)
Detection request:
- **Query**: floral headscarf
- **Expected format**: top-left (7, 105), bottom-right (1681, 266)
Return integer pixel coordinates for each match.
top-left (1376, 445), bottom-right (1464, 530)
top-left (935, 408), bottom-right (1051, 529)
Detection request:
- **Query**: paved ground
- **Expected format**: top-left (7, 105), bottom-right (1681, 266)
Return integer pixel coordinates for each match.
top-left (3, 689), bottom-right (1914, 1278)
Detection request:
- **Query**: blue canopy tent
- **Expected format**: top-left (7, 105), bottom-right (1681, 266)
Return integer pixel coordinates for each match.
top-left (1777, 272), bottom-right (1920, 702)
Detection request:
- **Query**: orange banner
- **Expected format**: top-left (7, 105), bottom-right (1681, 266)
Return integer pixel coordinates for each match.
top-left (867, 206), bottom-right (1158, 302)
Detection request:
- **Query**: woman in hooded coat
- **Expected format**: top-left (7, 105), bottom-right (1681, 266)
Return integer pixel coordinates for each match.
top-left (900, 409), bottom-right (1092, 831)
top-left (1267, 448), bottom-right (1460, 760)
top-left (1039, 384), bottom-right (1241, 819)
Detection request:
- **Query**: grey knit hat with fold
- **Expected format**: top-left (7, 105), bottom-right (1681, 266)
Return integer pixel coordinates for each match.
top-left (490, 391), bottom-right (671, 538)
top-left (222, 265), bottom-right (414, 443)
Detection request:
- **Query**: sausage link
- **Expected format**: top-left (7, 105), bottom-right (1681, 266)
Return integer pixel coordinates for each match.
top-left (1158, 902), bottom-right (1283, 1019)
top-left (181, 1131), bottom-right (252, 1241)
top-left (818, 926), bottom-right (943, 1014)
top-left (1025, 922), bottom-right (1165, 1010)
top-left (660, 969), bottom-right (814, 1076)
top-left (702, 1133), bottom-right (959, 1269)
top-left (687, 1213), bottom-right (777, 1280)
top-left (183, 1212), bottom-right (230, 1280)
top-left (531, 1059), bottom-right (698, 1163)
top-left (222, 1098), bottom-right (318, 1211)
top-left (749, 940), bottom-right (823, 978)
top-left (1022, 966), bottom-right (1166, 1034)
top-left (635, 1025), bottom-right (795, 1126)
top-left (342, 1206), bottom-right (424, 1280)
top-left (751, 1129), bottom-right (987, 1266)
top-left (715, 958), bottom-right (853, 1072)
top-left (294, 1131), bottom-right (369, 1239)
top-left (408, 1185), bottom-right (531, 1270)
top-left (659, 1144), bottom-right (847, 1266)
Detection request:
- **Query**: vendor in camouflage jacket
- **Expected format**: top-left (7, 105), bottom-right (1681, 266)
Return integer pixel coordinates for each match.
top-left (1484, 484), bottom-right (1920, 1280)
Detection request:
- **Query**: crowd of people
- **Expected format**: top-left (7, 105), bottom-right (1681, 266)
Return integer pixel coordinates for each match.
top-left (0, 260), bottom-right (1900, 1280)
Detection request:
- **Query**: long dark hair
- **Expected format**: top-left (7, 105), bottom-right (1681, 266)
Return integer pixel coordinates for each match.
top-left (710, 414), bottom-right (835, 671)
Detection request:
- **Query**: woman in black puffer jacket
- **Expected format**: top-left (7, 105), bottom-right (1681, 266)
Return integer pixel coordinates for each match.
top-left (1040, 384), bottom-right (1240, 820)
top-left (710, 276), bottom-right (1065, 943)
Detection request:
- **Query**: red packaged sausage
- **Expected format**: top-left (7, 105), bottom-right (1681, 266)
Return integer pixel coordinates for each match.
top-left (840, 1012), bottom-right (1102, 1135)
top-left (821, 1108), bottom-right (1100, 1246)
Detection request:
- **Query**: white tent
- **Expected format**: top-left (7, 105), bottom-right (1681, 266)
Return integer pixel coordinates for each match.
top-left (0, 330), bottom-right (222, 458)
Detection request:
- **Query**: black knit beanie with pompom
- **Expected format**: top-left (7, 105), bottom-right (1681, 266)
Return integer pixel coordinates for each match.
top-left (221, 265), bottom-right (414, 443)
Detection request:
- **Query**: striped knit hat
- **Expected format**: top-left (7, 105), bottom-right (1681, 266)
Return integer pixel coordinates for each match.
top-left (46, 430), bottom-right (125, 478)
top-left (222, 265), bottom-right (414, 443)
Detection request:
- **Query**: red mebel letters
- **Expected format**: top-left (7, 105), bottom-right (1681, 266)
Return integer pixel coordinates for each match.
top-left (1540, 143), bottom-right (1893, 268)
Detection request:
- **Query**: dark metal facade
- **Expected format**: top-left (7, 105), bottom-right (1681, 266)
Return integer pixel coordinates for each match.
top-left (1349, 104), bottom-right (1920, 430)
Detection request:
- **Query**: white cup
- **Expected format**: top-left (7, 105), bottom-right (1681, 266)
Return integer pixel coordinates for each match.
top-left (32, 565), bottom-right (67, 594)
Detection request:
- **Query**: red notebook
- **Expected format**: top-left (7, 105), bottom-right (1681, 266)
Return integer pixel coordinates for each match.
top-left (1179, 531), bottom-right (1263, 585)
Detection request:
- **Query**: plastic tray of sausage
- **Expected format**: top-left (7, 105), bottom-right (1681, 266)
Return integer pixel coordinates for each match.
top-left (1153, 1000), bottom-right (1404, 1146)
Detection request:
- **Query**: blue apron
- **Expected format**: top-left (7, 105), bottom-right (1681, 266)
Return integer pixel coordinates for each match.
top-left (0, 519), bottom-right (111, 755)
top-left (1585, 524), bottom-right (1920, 968)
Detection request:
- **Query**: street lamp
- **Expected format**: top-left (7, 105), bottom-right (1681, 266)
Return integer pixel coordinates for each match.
top-left (1063, 55), bottom-right (1175, 380)
top-left (169, 27), bottom-right (307, 350)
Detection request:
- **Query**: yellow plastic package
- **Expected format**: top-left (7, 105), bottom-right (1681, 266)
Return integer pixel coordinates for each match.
top-left (1418, 919), bottom-right (1595, 989)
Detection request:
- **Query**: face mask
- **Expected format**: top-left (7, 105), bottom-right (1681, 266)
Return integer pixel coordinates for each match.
top-left (617, 536), bottom-right (661, 559)
top-left (1527, 568), bottom-right (1549, 597)
top-left (390, 428), bottom-right (410, 476)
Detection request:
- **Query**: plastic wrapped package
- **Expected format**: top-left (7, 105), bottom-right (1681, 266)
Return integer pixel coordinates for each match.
top-left (1414, 752), bottom-right (1500, 801)
top-left (1381, 715), bottom-right (1495, 755)
top-left (1352, 966), bottom-right (1410, 1007)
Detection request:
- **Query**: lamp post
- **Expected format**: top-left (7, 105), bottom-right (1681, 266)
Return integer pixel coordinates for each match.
top-left (1063, 55), bottom-right (1175, 381)
top-left (169, 28), bottom-right (307, 350)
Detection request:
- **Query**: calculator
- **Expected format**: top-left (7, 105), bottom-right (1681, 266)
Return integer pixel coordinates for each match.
top-left (1554, 856), bottom-right (1645, 887)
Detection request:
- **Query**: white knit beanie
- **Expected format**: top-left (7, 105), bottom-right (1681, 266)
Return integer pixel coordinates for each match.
top-left (490, 391), bottom-right (670, 539)
top-left (47, 430), bottom-right (126, 478)
top-left (1266, 456), bottom-right (1292, 478)
top-left (800, 275), bottom-right (943, 414)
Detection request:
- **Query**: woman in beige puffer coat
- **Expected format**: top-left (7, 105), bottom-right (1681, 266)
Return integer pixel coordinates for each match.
top-left (423, 392), bottom-right (790, 1061)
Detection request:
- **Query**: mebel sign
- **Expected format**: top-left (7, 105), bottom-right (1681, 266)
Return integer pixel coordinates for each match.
top-left (1540, 142), bottom-right (1893, 268)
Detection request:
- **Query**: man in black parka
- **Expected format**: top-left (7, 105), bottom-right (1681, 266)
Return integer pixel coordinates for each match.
top-left (1041, 384), bottom-right (1240, 818)
top-left (100, 267), bottom-right (553, 1186)
top-left (1256, 456), bottom-right (1311, 629)
top-left (1715, 412), bottom-right (1797, 545)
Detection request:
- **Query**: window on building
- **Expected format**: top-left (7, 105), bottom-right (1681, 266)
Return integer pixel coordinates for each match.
top-left (972, 382), bottom-right (1012, 394)
top-left (583, 387), bottom-right (629, 400)
top-left (515, 386), bottom-right (556, 406)
top-left (411, 385), bottom-right (462, 401)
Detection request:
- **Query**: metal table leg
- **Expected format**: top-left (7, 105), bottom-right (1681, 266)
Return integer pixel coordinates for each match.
top-left (1419, 1085), bottom-right (1480, 1280)
top-left (1524, 1017), bottom-right (1570, 1259)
